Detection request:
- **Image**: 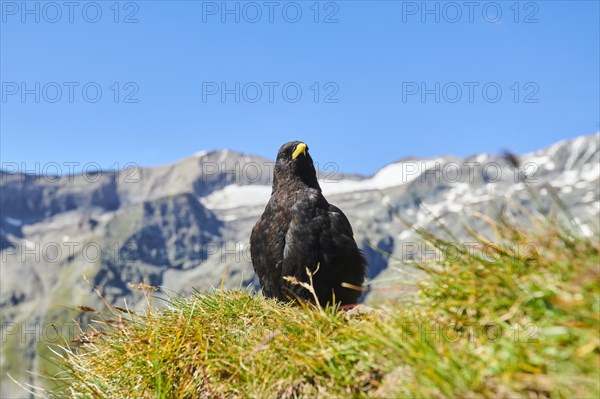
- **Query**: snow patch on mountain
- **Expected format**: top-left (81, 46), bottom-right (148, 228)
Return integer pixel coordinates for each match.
top-left (201, 184), bottom-right (271, 210)
top-left (322, 158), bottom-right (445, 195)
top-left (3, 217), bottom-right (22, 226)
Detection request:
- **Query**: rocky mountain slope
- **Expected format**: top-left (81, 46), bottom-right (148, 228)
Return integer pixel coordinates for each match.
top-left (1, 133), bottom-right (599, 397)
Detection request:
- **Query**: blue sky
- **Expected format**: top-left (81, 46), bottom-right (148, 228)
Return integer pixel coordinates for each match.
top-left (1, 0), bottom-right (599, 175)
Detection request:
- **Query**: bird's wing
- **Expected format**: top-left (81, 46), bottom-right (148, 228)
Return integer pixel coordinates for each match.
top-left (324, 203), bottom-right (367, 302)
top-left (327, 204), bottom-right (355, 237)
top-left (281, 197), bottom-right (357, 274)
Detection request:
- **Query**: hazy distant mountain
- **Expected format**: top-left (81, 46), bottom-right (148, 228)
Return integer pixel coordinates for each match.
top-left (1, 133), bottom-right (599, 397)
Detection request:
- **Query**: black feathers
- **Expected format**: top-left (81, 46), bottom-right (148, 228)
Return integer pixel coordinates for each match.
top-left (250, 141), bottom-right (367, 306)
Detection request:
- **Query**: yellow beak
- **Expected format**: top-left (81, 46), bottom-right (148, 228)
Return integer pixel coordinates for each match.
top-left (292, 143), bottom-right (307, 160)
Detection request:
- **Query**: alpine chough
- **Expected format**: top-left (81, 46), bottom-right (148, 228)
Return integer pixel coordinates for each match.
top-left (250, 141), bottom-right (367, 306)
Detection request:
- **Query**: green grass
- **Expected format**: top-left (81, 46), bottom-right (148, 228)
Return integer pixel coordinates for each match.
top-left (45, 213), bottom-right (599, 398)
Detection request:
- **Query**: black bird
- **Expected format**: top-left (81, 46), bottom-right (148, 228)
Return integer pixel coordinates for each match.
top-left (250, 141), bottom-right (367, 306)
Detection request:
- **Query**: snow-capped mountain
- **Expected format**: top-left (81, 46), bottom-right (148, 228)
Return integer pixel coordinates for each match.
top-left (1, 133), bottom-right (599, 397)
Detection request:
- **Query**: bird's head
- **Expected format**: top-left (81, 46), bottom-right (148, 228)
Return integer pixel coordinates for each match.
top-left (273, 141), bottom-right (321, 190)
